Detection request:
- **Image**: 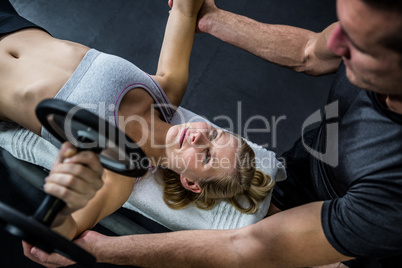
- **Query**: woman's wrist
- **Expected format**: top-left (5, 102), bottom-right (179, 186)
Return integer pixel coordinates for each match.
top-left (171, 7), bottom-right (199, 22)
top-left (52, 215), bottom-right (78, 240)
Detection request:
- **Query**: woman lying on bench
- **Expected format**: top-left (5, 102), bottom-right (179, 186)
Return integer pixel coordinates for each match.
top-left (0, 0), bottom-right (274, 250)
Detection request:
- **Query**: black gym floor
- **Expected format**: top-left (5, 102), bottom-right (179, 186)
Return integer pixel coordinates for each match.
top-left (0, 0), bottom-right (337, 267)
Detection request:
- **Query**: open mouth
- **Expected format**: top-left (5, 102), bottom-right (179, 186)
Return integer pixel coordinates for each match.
top-left (179, 128), bottom-right (189, 148)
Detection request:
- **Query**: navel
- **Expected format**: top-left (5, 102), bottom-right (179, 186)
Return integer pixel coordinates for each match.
top-left (9, 50), bottom-right (20, 59)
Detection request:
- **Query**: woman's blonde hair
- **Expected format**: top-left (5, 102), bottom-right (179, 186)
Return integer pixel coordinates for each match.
top-left (160, 137), bottom-right (274, 214)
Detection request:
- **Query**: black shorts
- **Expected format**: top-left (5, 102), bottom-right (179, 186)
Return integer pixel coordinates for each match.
top-left (271, 128), bottom-right (320, 210)
top-left (0, 0), bottom-right (47, 36)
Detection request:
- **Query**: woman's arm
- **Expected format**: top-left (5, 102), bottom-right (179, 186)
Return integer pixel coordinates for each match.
top-left (153, 0), bottom-right (204, 107)
top-left (80, 0), bottom-right (204, 229)
top-left (44, 142), bottom-right (135, 240)
top-left (23, 143), bottom-right (135, 264)
top-left (54, 170), bottom-right (136, 240)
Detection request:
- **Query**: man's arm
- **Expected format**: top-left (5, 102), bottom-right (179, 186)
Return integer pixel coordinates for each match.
top-left (68, 202), bottom-right (352, 267)
top-left (198, 0), bottom-right (341, 76)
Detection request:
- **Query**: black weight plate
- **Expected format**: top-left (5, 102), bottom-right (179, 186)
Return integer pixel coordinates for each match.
top-left (36, 99), bottom-right (149, 177)
top-left (0, 202), bottom-right (95, 267)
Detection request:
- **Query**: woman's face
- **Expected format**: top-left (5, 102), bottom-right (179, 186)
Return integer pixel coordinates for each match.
top-left (165, 122), bottom-right (239, 181)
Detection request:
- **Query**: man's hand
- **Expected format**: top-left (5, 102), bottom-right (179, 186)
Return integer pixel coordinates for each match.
top-left (22, 241), bottom-right (75, 268)
top-left (168, 0), bottom-right (217, 33)
top-left (196, 0), bottom-right (219, 33)
top-left (23, 231), bottom-right (105, 268)
top-left (167, 0), bottom-right (204, 18)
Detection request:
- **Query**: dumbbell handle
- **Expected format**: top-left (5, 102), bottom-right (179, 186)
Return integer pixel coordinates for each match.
top-left (33, 195), bottom-right (66, 226)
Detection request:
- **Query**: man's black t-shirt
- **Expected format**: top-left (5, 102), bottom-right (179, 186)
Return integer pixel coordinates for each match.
top-left (272, 61), bottom-right (402, 266)
top-left (312, 62), bottom-right (402, 259)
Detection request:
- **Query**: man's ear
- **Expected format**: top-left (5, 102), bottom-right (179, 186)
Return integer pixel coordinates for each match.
top-left (180, 174), bottom-right (202, 193)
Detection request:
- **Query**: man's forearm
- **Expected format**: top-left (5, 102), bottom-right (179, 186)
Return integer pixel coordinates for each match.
top-left (95, 229), bottom-right (240, 267)
top-left (202, 9), bottom-right (314, 71)
top-left (201, 8), bottom-right (340, 75)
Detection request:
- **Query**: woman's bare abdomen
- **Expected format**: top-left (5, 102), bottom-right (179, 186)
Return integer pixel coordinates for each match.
top-left (0, 28), bottom-right (90, 134)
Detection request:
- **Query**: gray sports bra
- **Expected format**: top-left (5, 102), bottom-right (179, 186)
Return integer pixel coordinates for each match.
top-left (41, 49), bottom-right (176, 148)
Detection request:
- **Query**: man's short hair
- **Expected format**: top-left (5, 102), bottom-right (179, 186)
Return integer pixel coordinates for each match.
top-left (362, 0), bottom-right (402, 12)
top-left (362, 0), bottom-right (402, 54)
